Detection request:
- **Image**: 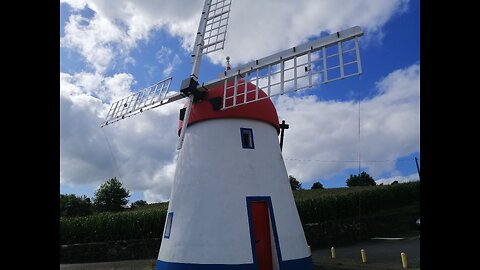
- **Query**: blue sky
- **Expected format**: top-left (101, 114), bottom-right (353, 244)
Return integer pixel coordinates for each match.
top-left (60, 0), bottom-right (419, 203)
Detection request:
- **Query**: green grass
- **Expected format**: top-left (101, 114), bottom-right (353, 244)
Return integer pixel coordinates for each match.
top-left (293, 185), bottom-right (384, 201)
top-left (142, 262), bottom-right (156, 270)
top-left (126, 202), bottom-right (169, 212)
top-left (61, 182), bottom-right (419, 245)
top-left (123, 185), bottom-right (407, 209)
top-left (122, 184), bottom-right (416, 210)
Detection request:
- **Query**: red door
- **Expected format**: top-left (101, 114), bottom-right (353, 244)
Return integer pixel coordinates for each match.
top-left (250, 201), bottom-right (273, 270)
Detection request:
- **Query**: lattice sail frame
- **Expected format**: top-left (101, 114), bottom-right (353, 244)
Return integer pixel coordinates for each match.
top-left (198, 0), bottom-right (232, 56)
top-left (102, 77), bottom-right (178, 127)
top-left (101, 2), bottom-right (364, 136)
top-left (203, 26), bottom-right (363, 110)
top-left (102, 0), bottom-right (233, 129)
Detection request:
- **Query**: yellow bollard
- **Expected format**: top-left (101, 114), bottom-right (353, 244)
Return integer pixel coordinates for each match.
top-left (401, 252), bottom-right (408, 268)
top-left (331, 247), bottom-right (336, 259)
top-left (360, 249), bottom-right (367, 263)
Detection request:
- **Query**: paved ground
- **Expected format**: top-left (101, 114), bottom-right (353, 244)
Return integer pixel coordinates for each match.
top-left (60, 234), bottom-right (419, 270)
top-left (311, 235), bottom-right (420, 269)
top-left (60, 259), bottom-right (156, 270)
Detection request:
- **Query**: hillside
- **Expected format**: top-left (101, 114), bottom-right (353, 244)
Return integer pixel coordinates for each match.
top-left (293, 185), bottom-right (383, 201)
top-left (61, 181), bottom-right (420, 263)
top-left (122, 183), bottom-right (420, 214)
top-left (61, 181), bottom-right (419, 245)
top-left (130, 185), bottom-right (401, 209)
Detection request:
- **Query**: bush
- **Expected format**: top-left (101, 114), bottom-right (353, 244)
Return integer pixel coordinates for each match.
top-left (60, 194), bottom-right (93, 217)
top-left (93, 177), bottom-right (130, 213)
top-left (346, 171), bottom-right (376, 187)
top-left (311, 182), bottom-right (324, 189)
top-left (131, 200), bottom-right (148, 209)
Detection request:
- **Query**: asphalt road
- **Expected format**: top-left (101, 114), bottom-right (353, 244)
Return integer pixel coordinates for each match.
top-left (60, 235), bottom-right (419, 270)
top-left (60, 259), bottom-right (156, 270)
top-left (311, 236), bottom-right (420, 269)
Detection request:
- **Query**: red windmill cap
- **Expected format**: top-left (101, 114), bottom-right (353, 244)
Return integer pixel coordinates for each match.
top-left (178, 80), bottom-right (280, 135)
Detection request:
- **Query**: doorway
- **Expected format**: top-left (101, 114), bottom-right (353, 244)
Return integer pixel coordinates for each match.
top-left (247, 197), bottom-right (280, 270)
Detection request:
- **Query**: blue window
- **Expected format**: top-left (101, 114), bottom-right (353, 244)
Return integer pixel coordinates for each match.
top-left (164, 212), bottom-right (173, 239)
top-left (240, 128), bottom-right (255, 149)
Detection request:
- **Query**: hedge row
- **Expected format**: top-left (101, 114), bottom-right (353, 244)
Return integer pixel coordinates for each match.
top-left (304, 203), bottom-right (420, 248)
top-left (60, 208), bottom-right (166, 245)
top-left (60, 182), bottom-right (419, 245)
top-left (296, 181), bottom-right (420, 224)
top-left (60, 203), bottom-right (419, 263)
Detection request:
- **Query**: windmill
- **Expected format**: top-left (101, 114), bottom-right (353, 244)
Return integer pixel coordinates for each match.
top-left (101, 0), bottom-right (363, 269)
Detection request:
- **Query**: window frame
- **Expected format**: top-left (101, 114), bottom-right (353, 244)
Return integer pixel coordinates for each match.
top-left (164, 212), bottom-right (174, 239)
top-left (240, 128), bottom-right (255, 149)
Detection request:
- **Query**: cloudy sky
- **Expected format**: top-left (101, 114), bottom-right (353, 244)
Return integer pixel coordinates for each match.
top-left (60, 0), bottom-right (419, 203)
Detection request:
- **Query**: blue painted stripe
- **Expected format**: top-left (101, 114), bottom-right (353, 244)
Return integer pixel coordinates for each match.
top-left (155, 260), bottom-right (254, 270)
top-left (155, 256), bottom-right (313, 270)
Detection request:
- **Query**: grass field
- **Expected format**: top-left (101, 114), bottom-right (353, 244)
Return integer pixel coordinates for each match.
top-left (293, 185), bottom-right (384, 201)
top-left (61, 182), bottom-right (419, 265)
top-left (130, 185), bottom-right (388, 210)
top-left (128, 201), bottom-right (169, 212)
top-left (100, 184), bottom-right (415, 217)
top-left (61, 182), bottom-right (419, 245)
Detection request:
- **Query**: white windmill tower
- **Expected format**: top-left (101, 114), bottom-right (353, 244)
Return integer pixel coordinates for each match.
top-left (101, 0), bottom-right (364, 269)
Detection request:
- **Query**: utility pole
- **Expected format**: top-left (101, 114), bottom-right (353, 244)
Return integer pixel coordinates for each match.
top-left (415, 157), bottom-right (420, 180)
top-left (279, 120), bottom-right (289, 151)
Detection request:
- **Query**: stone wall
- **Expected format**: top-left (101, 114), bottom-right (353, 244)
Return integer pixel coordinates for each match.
top-left (60, 238), bottom-right (161, 264)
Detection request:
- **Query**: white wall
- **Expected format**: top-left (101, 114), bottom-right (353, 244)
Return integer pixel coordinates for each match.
top-left (158, 118), bottom-right (309, 264)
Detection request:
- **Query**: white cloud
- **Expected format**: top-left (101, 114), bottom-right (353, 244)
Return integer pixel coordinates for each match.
top-left (277, 63), bottom-right (419, 181)
top-left (103, 73), bottom-right (137, 102)
top-left (375, 173), bottom-right (419, 185)
top-left (60, 63), bottom-right (418, 202)
top-left (61, 13), bottom-right (125, 73)
top-left (123, 56), bottom-right (136, 67)
top-left (163, 54), bottom-right (182, 77)
top-left (60, 0), bottom-right (416, 202)
top-left (60, 71), bottom-right (134, 105)
top-left (61, 0), bottom-right (87, 10)
top-left (60, 71), bottom-right (183, 202)
top-left (155, 46), bottom-right (183, 77)
top-left (60, 0), bottom-right (409, 73)
top-left (61, 0), bottom-right (203, 73)
top-left (143, 159), bottom-right (178, 202)
top-left (156, 46), bottom-right (173, 64)
top-left (209, 0), bottom-right (409, 66)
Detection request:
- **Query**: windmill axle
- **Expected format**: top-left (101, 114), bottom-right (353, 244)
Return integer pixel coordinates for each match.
top-left (180, 77), bottom-right (206, 102)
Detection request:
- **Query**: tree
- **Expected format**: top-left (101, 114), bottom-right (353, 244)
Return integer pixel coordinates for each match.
top-left (93, 177), bottom-right (130, 212)
top-left (60, 194), bottom-right (92, 217)
top-left (346, 171), bottom-right (376, 187)
top-left (289, 175), bottom-right (303, 190)
top-left (131, 200), bottom-right (148, 209)
top-left (311, 181), bottom-right (324, 189)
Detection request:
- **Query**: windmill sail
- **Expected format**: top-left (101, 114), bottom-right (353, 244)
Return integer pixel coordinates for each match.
top-left (198, 26), bottom-right (363, 110)
top-left (193, 0), bottom-right (232, 59)
top-left (179, 0), bottom-right (232, 150)
top-left (100, 2), bottom-right (364, 153)
top-left (101, 77), bottom-right (177, 127)
top-left (101, 0), bottom-right (234, 140)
